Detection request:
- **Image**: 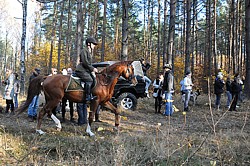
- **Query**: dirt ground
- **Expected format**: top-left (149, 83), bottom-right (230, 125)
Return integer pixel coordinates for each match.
top-left (0, 93), bottom-right (249, 165)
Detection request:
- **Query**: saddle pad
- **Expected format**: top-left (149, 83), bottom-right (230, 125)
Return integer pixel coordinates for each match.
top-left (65, 76), bottom-right (84, 92)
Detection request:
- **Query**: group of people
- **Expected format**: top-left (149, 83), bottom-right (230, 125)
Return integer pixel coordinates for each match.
top-left (214, 72), bottom-right (244, 111)
top-left (152, 66), bottom-right (194, 115)
top-left (152, 64), bottom-right (175, 115)
top-left (139, 57), bottom-right (195, 115)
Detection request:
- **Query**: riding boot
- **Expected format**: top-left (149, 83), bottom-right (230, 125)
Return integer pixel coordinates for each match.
top-left (85, 82), bottom-right (96, 101)
top-left (85, 82), bottom-right (92, 101)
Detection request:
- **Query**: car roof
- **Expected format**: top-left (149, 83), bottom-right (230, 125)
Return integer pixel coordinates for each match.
top-left (92, 60), bottom-right (144, 77)
top-left (92, 61), bottom-right (119, 67)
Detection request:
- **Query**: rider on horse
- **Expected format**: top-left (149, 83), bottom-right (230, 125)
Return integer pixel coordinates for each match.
top-left (75, 37), bottom-right (98, 101)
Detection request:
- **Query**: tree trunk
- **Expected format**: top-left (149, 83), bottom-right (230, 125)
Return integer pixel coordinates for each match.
top-left (49, 1), bottom-right (57, 74)
top-left (244, 0), bottom-right (250, 98)
top-left (157, 0), bottom-right (161, 73)
top-left (57, 1), bottom-right (65, 70)
top-left (114, 0), bottom-right (120, 60)
top-left (76, 0), bottom-right (83, 68)
top-left (101, 0), bottom-right (107, 62)
top-left (162, 0), bottom-right (168, 66)
top-left (213, 0), bottom-right (218, 74)
top-left (121, 0), bottom-right (129, 60)
top-left (65, 0), bottom-right (72, 66)
top-left (167, 0), bottom-right (176, 68)
top-left (185, 0), bottom-right (191, 73)
top-left (20, 0), bottom-right (27, 95)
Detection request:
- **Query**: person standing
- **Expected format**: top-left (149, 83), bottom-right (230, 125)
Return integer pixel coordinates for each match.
top-left (183, 71), bottom-right (193, 112)
top-left (27, 68), bottom-right (41, 121)
top-left (162, 64), bottom-right (174, 116)
top-left (13, 72), bottom-right (20, 109)
top-left (225, 76), bottom-right (232, 108)
top-left (229, 74), bottom-right (241, 111)
top-left (61, 68), bottom-right (74, 122)
top-left (140, 58), bottom-right (152, 98)
top-left (152, 73), bottom-right (164, 114)
top-left (214, 74), bottom-right (225, 110)
top-left (48, 68), bottom-right (57, 76)
top-left (75, 37), bottom-right (98, 101)
top-left (3, 69), bottom-right (15, 115)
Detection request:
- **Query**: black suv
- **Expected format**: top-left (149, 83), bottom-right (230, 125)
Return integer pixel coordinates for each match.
top-left (92, 61), bottom-right (147, 110)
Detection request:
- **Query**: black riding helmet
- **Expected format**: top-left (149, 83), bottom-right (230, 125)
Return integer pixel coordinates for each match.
top-left (86, 37), bottom-right (98, 46)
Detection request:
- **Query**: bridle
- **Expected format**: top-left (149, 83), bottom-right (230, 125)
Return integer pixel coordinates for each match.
top-left (126, 64), bottom-right (134, 81)
top-left (97, 63), bottom-right (135, 86)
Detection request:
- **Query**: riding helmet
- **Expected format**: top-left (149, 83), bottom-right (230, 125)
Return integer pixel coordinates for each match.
top-left (163, 64), bottom-right (172, 69)
top-left (86, 37), bottom-right (98, 45)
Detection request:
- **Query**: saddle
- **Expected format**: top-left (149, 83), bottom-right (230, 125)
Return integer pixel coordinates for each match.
top-left (65, 76), bottom-right (84, 92)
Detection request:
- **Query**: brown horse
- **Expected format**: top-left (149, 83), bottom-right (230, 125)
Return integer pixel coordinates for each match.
top-left (15, 61), bottom-right (137, 136)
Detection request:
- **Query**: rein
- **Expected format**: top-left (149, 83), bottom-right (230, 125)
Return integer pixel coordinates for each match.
top-left (97, 63), bottom-right (132, 86)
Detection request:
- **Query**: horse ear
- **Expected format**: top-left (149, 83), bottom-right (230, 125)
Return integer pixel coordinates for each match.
top-left (126, 60), bottom-right (133, 65)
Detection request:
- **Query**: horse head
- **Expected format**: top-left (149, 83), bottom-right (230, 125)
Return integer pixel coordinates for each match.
top-left (121, 61), bottom-right (138, 86)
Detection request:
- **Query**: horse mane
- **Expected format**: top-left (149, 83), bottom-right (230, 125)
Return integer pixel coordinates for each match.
top-left (96, 61), bottom-right (133, 85)
top-left (100, 61), bottom-right (133, 75)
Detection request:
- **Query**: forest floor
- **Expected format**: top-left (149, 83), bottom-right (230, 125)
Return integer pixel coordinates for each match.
top-left (0, 93), bottom-right (249, 165)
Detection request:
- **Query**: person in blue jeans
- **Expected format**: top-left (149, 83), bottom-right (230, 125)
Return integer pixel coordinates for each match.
top-left (27, 68), bottom-right (41, 121)
top-left (162, 64), bottom-right (174, 116)
top-left (77, 103), bottom-right (102, 125)
top-left (140, 58), bottom-right (152, 98)
top-left (13, 73), bottom-right (20, 109)
top-left (77, 103), bottom-right (88, 125)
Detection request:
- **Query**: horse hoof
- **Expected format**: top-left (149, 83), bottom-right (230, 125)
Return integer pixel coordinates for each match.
top-left (36, 130), bottom-right (45, 135)
top-left (89, 133), bottom-right (95, 137)
top-left (113, 126), bottom-right (119, 132)
top-left (57, 127), bottom-right (62, 131)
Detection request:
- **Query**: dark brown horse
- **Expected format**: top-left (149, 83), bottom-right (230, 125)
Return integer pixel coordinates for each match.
top-left (16, 61), bottom-right (137, 136)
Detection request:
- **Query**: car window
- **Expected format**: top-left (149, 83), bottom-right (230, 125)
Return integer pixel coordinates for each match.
top-left (132, 61), bottom-right (144, 77)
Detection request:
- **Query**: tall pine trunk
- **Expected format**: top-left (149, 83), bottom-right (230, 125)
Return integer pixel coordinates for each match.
top-left (244, 0), bottom-right (250, 98)
top-left (121, 0), bottom-right (129, 60)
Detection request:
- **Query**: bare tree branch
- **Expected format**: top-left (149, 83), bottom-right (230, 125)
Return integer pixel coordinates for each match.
top-left (17, 0), bottom-right (23, 5)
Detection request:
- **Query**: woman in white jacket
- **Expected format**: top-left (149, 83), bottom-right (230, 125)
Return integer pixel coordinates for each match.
top-left (4, 69), bottom-right (15, 114)
top-left (183, 71), bottom-right (193, 112)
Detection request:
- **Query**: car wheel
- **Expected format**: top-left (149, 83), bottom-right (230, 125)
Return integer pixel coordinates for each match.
top-left (117, 92), bottom-right (137, 111)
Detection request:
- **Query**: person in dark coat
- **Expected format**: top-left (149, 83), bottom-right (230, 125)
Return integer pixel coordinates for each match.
top-left (152, 73), bottom-right (164, 113)
top-left (140, 58), bottom-right (152, 98)
top-left (75, 37), bottom-right (98, 101)
top-left (214, 74), bottom-right (225, 110)
top-left (229, 74), bottom-right (241, 111)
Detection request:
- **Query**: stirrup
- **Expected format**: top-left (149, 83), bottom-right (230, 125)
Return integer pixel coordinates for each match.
top-left (86, 94), bottom-right (97, 101)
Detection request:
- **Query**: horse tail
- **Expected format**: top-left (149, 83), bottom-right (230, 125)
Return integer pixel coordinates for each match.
top-left (15, 75), bottom-right (47, 115)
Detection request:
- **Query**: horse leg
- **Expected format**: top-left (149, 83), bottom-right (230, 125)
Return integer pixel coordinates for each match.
top-left (103, 101), bottom-right (120, 128)
top-left (36, 107), bottom-right (47, 135)
top-left (51, 114), bottom-right (62, 131)
top-left (85, 101), bottom-right (99, 137)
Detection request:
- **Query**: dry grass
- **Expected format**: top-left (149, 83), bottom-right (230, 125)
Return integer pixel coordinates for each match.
top-left (0, 93), bottom-right (249, 165)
